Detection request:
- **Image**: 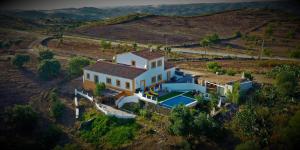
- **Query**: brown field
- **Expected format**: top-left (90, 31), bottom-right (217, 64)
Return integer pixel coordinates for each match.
top-left (72, 9), bottom-right (300, 58)
top-left (73, 9), bottom-right (290, 45)
top-left (176, 59), bottom-right (300, 84)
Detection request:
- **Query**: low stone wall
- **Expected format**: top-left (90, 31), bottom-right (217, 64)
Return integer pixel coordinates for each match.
top-left (162, 83), bottom-right (206, 93)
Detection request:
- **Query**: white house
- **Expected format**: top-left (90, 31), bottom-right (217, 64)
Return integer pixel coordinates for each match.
top-left (82, 50), bottom-right (176, 95)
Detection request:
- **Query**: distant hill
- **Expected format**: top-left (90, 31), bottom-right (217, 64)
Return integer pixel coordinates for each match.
top-left (1, 1), bottom-right (300, 22)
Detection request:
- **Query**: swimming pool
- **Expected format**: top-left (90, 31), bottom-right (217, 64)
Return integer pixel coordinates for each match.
top-left (160, 95), bottom-right (196, 109)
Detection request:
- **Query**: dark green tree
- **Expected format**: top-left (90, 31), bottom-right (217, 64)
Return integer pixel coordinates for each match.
top-left (235, 140), bottom-right (260, 150)
top-left (169, 105), bottom-right (194, 137)
top-left (4, 105), bottom-right (38, 131)
top-left (11, 54), bottom-right (30, 68)
top-left (94, 83), bottom-right (106, 96)
top-left (38, 59), bottom-right (61, 80)
top-left (68, 56), bottom-right (90, 77)
top-left (39, 50), bottom-right (54, 60)
top-left (275, 71), bottom-right (298, 97)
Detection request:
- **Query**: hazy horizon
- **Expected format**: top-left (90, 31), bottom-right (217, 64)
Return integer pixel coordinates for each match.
top-left (1, 0), bottom-right (282, 10)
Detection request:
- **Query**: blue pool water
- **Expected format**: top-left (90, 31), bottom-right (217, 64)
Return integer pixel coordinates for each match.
top-left (160, 95), bottom-right (195, 109)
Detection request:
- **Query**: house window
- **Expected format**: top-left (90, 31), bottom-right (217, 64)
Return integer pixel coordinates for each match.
top-left (125, 82), bottom-right (130, 89)
top-left (94, 75), bottom-right (98, 83)
top-left (157, 74), bottom-right (162, 81)
top-left (157, 60), bottom-right (162, 67)
top-left (116, 80), bottom-right (121, 87)
top-left (151, 76), bottom-right (156, 84)
top-left (131, 60), bottom-right (136, 66)
top-left (151, 61), bottom-right (156, 69)
top-left (106, 77), bottom-right (112, 84)
top-left (86, 73), bottom-right (90, 79)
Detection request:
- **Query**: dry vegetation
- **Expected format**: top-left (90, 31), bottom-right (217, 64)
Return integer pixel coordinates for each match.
top-left (73, 9), bottom-right (290, 45)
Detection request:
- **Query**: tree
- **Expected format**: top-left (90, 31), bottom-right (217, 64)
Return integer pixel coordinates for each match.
top-left (228, 82), bottom-right (241, 104)
top-left (243, 72), bottom-right (253, 80)
top-left (100, 40), bottom-right (112, 49)
top-left (4, 105), bottom-right (38, 131)
top-left (94, 83), bottom-right (106, 96)
top-left (68, 56), bottom-right (90, 77)
top-left (281, 110), bottom-right (300, 150)
top-left (169, 105), bottom-right (194, 137)
top-left (132, 43), bottom-right (138, 51)
top-left (232, 105), bottom-right (257, 137)
top-left (206, 62), bottom-right (221, 73)
top-left (11, 54), bottom-right (30, 68)
top-left (195, 94), bottom-right (205, 106)
top-left (209, 92), bottom-right (219, 115)
top-left (235, 140), bottom-right (260, 150)
top-left (50, 93), bottom-right (65, 120)
top-left (39, 50), bottom-right (54, 60)
top-left (38, 59), bottom-right (61, 80)
top-left (275, 71), bottom-right (297, 97)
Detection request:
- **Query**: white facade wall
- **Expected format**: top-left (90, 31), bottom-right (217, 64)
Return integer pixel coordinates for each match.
top-left (161, 83), bottom-right (206, 93)
top-left (135, 67), bottom-right (175, 89)
top-left (84, 69), bottom-right (133, 91)
top-left (115, 53), bottom-right (148, 69)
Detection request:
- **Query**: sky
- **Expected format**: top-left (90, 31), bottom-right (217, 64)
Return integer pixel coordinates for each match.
top-left (1, 0), bottom-right (283, 10)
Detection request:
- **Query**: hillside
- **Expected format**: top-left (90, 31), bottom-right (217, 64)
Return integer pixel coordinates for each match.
top-left (72, 9), bottom-right (297, 44)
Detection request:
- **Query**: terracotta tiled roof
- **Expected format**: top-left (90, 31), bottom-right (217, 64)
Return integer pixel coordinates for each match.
top-left (131, 49), bottom-right (164, 60)
top-left (165, 61), bottom-right (175, 70)
top-left (84, 61), bottom-right (146, 79)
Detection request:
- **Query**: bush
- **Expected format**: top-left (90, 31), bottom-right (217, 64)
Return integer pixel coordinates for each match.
top-left (139, 109), bottom-right (152, 119)
top-left (68, 56), bottom-right (90, 77)
top-left (41, 125), bottom-right (63, 149)
top-left (207, 62), bottom-right (221, 72)
top-left (4, 105), bottom-right (37, 131)
top-left (38, 59), bottom-right (61, 80)
top-left (243, 72), bottom-right (253, 80)
top-left (100, 40), bottom-right (112, 49)
top-left (39, 50), bottom-right (54, 60)
top-left (266, 65), bottom-right (300, 79)
top-left (226, 69), bottom-right (236, 76)
top-left (11, 54), bottom-right (30, 68)
top-left (235, 140), bottom-right (260, 150)
top-left (289, 50), bottom-right (300, 58)
top-left (275, 71), bottom-right (297, 97)
top-left (80, 115), bottom-right (138, 148)
top-left (50, 98), bottom-right (65, 120)
top-left (105, 126), bottom-right (135, 148)
top-left (94, 83), bottom-right (106, 96)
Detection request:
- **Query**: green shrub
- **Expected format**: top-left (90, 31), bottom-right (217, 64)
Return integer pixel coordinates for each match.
top-left (105, 126), bottom-right (135, 148)
top-left (139, 109), bottom-right (152, 119)
top-left (100, 40), bottom-right (112, 49)
top-left (41, 125), bottom-right (63, 149)
top-left (289, 50), bottom-right (300, 58)
top-left (39, 50), bottom-right (54, 60)
top-left (226, 69), bottom-right (236, 76)
top-left (11, 54), bottom-right (30, 68)
top-left (50, 98), bottom-right (65, 120)
top-left (4, 105), bottom-right (37, 131)
top-left (38, 59), bottom-right (61, 80)
top-left (243, 72), bottom-right (253, 80)
top-left (275, 71), bottom-right (298, 97)
top-left (94, 83), bottom-right (106, 96)
top-left (235, 140), bottom-right (260, 150)
top-left (207, 62), bottom-right (221, 72)
top-left (68, 56), bottom-right (90, 77)
top-left (80, 115), bottom-right (138, 148)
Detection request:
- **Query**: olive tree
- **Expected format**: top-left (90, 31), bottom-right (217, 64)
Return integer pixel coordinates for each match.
top-left (68, 56), bottom-right (90, 77)
top-left (38, 59), bottom-right (61, 80)
top-left (12, 54), bottom-right (30, 68)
